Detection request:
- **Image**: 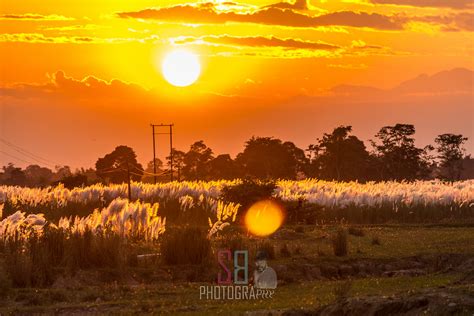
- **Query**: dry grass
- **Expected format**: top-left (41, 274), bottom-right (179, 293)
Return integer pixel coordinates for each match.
top-left (331, 227), bottom-right (348, 257)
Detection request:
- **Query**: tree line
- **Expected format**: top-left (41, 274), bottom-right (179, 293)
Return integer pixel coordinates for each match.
top-left (1, 124), bottom-right (472, 188)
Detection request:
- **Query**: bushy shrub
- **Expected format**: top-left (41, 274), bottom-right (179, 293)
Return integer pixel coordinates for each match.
top-left (331, 228), bottom-right (348, 257)
top-left (161, 227), bottom-right (211, 265)
top-left (221, 179), bottom-right (276, 213)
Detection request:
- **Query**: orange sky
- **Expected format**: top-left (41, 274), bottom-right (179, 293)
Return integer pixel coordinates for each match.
top-left (0, 0), bottom-right (473, 168)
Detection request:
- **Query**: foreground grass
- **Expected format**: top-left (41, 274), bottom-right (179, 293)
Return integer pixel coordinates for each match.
top-left (1, 225), bottom-right (473, 314)
top-left (0, 274), bottom-right (465, 315)
top-left (270, 225), bottom-right (474, 261)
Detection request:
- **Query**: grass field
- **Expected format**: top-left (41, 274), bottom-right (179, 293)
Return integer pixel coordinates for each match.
top-left (1, 224), bottom-right (473, 315)
top-left (1, 180), bottom-right (473, 314)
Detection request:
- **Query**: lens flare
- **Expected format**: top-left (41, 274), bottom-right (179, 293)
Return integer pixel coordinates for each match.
top-left (244, 200), bottom-right (284, 237)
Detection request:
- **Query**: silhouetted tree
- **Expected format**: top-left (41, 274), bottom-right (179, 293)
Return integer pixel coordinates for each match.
top-left (182, 141), bottom-right (214, 180)
top-left (307, 126), bottom-right (370, 181)
top-left (142, 158), bottom-right (167, 183)
top-left (53, 165), bottom-right (72, 182)
top-left (371, 124), bottom-right (430, 180)
top-left (236, 137), bottom-right (308, 180)
top-left (167, 148), bottom-right (186, 181)
top-left (435, 133), bottom-right (468, 180)
top-left (53, 173), bottom-right (89, 189)
top-left (1, 163), bottom-right (27, 186)
top-left (95, 146), bottom-right (143, 184)
top-left (207, 154), bottom-right (239, 180)
top-left (24, 164), bottom-right (53, 187)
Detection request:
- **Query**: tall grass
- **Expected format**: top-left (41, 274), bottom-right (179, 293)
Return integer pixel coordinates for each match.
top-left (2, 180), bottom-right (472, 223)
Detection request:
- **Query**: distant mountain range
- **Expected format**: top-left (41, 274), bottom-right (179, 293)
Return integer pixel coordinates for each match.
top-left (331, 68), bottom-right (474, 95)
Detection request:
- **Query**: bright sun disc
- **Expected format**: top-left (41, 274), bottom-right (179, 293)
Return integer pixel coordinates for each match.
top-left (245, 200), bottom-right (284, 237)
top-left (162, 50), bottom-right (201, 87)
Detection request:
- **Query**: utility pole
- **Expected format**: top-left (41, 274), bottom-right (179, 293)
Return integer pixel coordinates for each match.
top-left (126, 161), bottom-right (132, 201)
top-left (151, 125), bottom-right (157, 184)
top-left (169, 124), bottom-right (173, 182)
top-left (150, 123), bottom-right (174, 183)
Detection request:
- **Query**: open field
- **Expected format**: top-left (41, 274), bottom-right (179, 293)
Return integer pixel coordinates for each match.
top-left (0, 225), bottom-right (473, 315)
top-left (1, 180), bottom-right (474, 315)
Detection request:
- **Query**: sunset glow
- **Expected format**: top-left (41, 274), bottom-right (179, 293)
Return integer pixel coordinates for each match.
top-left (162, 50), bottom-right (201, 87)
top-left (0, 0), bottom-right (472, 168)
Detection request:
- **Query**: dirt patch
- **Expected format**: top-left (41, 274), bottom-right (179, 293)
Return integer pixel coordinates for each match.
top-left (283, 289), bottom-right (474, 315)
top-left (275, 253), bottom-right (474, 283)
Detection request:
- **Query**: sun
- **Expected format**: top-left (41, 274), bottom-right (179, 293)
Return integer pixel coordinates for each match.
top-left (162, 50), bottom-right (201, 87)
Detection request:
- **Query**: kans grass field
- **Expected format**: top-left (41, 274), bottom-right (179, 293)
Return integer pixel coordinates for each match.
top-left (0, 179), bottom-right (473, 315)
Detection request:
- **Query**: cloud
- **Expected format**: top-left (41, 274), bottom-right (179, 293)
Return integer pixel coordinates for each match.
top-left (0, 33), bottom-right (160, 44)
top-left (263, 0), bottom-right (309, 11)
top-left (409, 12), bottom-right (474, 32)
top-left (117, 2), bottom-right (403, 30)
top-left (171, 35), bottom-right (340, 50)
top-left (328, 63), bottom-right (368, 70)
top-left (0, 70), bottom-right (147, 100)
top-left (39, 24), bottom-right (105, 31)
top-left (0, 13), bottom-right (74, 21)
top-left (370, 0), bottom-right (473, 9)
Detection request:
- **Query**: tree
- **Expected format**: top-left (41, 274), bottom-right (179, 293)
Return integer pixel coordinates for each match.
top-left (371, 124), bottom-right (430, 180)
top-left (207, 154), bottom-right (239, 180)
top-left (435, 133), bottom-right (468, 180)
top-left (167, 148), bottom-right (186, 181)
top-left (142, 158), bottom-right (166, 183)
top-left (0, 163), bottom-right (27, 186)
top-left (95, 146), bottom-right (143, 184)
top-left (307, 126), bottom-right (370, 181)
top-left (24, 164), bottom-right (53, 187)
top-left (182, 141), bottom-right (214, 180)
top-left (236, 137), bottom-right (308, 180)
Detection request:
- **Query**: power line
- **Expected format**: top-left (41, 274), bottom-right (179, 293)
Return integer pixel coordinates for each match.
top-left (0, 138), bottom-right (58, 167)
top-left (0, 150), bottom-right (38, 166)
